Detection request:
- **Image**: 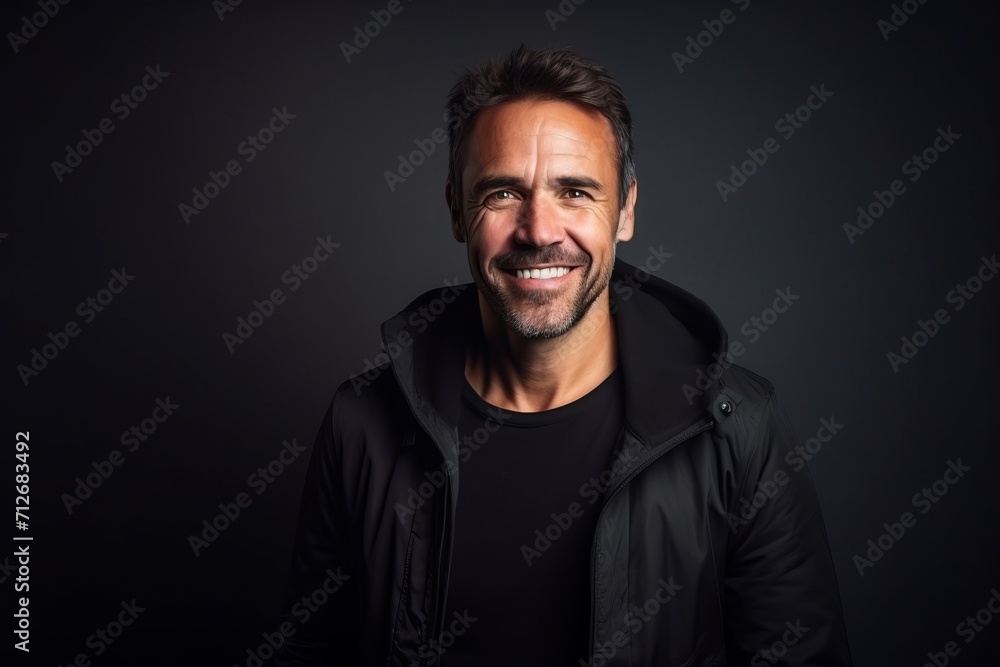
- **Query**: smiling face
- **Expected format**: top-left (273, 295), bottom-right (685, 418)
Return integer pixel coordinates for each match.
top-left (449, 99), bottom-right (636, 340)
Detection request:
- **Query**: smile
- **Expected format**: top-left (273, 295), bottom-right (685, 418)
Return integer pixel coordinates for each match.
top-left (510, 266), bottom-right (574, 280)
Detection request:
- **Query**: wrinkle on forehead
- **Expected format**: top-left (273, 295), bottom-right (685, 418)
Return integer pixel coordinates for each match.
top-left (463, 100), bottom-right (613, 185)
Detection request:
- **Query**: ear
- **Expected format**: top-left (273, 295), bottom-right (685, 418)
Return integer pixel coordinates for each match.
top-left (615, 178), bottom-right (637, 242)
top-left (446, 181), bottom-right (465, 242)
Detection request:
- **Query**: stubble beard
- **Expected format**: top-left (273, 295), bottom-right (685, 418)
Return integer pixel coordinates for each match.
top-left (474, 240), bottom-right (617, 340)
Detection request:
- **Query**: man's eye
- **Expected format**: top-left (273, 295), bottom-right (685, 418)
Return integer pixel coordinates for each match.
top-left (490, 191), bottom-right (514, 201)
top-left (566, 189), bottom-right (588, 199)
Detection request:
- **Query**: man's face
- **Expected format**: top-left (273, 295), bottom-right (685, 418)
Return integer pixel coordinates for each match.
top-left (450, 99), bottom-right (636, 339)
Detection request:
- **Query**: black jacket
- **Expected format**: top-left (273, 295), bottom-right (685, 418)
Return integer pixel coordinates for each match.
top-left (275, 259), bottom-right (853, 666)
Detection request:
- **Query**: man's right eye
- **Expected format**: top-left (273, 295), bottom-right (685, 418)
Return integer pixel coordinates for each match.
top-left (489, 190), bottom-right (514, 201)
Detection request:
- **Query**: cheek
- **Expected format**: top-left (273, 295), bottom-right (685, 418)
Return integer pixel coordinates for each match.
top-left (468, 216), bottom-right (510, 259)
top-left (473, 208), bottom-right (519, 237)
top-left (571, 207), bottom-right (618, 243)
top-left (463, 207), bottom-right (493, 244)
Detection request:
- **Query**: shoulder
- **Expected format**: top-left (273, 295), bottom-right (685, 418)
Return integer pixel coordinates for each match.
top-left (712, 362), bottom-right (803, 464)
top-left (718, 363), bottom-right (776, 428)
top-left (304, 361), bottom-right (414, 472)
top-left (326, 362), bottom-right (412, 441)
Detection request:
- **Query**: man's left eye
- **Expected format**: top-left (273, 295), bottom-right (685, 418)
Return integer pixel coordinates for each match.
top-left (566, 189), bottom-right (591, 199)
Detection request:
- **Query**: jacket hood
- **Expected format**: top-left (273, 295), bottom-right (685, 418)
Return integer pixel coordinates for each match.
top-left (380, 258), bottom-right (729, 452)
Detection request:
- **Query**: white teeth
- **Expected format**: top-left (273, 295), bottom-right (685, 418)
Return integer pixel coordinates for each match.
top-left (515, 267), bottom-right (571, 279)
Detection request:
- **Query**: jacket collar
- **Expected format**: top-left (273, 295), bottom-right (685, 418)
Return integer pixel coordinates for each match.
top-left (380, 258), bottom-right (729, 451)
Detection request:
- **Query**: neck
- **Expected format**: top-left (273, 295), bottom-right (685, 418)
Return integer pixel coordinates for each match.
top-left (466, 289), bottom-right (619, 412)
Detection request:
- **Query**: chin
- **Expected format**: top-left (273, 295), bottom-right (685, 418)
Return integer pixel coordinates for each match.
top-left (472, 255), bottom-right (612, 339)
top-left (504, 310), bottom-right (580, 339)
top-left (492, 285), bottom-right (595, 339)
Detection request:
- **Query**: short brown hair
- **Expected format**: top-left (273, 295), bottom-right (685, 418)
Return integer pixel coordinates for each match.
top-left (445, 45), bottom-right (635, 221)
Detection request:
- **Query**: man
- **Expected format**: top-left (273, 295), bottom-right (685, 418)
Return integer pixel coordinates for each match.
top-left (275, 46), bottom-right (852, 666)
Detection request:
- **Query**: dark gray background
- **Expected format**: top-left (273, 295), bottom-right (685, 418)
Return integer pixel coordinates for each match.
top-left (2, 0), bottom-right (998, 664)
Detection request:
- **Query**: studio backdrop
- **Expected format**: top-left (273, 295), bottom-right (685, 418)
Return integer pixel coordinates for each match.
top-left (2, 0), bottom-right (998, 665)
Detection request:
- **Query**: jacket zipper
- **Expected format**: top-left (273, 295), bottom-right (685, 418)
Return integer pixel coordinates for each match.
top-left (587, 417), bottom-right (715, 661)
top-left (429, 474), bottom-right (452, 659)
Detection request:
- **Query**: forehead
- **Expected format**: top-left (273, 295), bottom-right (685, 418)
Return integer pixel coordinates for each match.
top-left (461, 99), bottom-right (616, 177)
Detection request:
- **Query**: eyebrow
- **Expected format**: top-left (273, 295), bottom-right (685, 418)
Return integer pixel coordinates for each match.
top-left (554, 176), bottom-right (603, 192)
top-left (468, 175), bottom-right (605, 201)
top-left (468, 176), bottom-right (525, 202)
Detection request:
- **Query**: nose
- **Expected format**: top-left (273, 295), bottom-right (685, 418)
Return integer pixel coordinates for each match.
top-left (513, 193), bottom-right (565, 248)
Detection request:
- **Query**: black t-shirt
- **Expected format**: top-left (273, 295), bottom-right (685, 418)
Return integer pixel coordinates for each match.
top-left (439, 366), bottom-right (626, 666)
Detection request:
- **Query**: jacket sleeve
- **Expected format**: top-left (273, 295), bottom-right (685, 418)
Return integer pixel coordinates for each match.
top-left (274, 386), bottom-right (361, 666)
top-left (723, 390), bottom-right (853, 666)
